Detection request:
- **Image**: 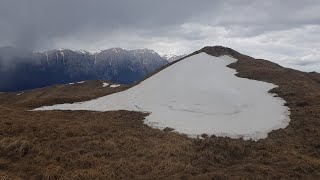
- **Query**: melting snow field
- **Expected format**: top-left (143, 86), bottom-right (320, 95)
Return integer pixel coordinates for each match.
top-left (35, 53), bottom-right (290, 140)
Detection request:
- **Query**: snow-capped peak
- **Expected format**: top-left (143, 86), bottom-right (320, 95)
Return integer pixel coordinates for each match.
top-left (162, 53), bottom-right (186, 62)
top-left (162, 53), bottom-right (177, 59)
top-left (75, 50), bottom-right (93, 54)
top-left (133, 48), bottom-right (158, 55)
top-left (110, 48), bottom-right (125, 53)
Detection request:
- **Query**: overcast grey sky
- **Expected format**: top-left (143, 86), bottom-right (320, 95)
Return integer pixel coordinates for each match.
top-left (0, 0), bottom-right (319, 71)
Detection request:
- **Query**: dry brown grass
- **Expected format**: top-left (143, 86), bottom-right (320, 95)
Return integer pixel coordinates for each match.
top-left (0, 46), bottom-right (319, 179)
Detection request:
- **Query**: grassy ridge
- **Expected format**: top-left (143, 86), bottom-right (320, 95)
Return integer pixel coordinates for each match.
top-left (0, 47), bottom-right (319, 179)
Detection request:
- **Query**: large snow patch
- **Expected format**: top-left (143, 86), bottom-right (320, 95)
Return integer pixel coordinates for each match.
top-left (35, 53), bottom-right (290, 140)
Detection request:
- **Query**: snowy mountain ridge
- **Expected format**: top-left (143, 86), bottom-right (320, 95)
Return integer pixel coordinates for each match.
top-left (0, 47), bottom-right (168, 92)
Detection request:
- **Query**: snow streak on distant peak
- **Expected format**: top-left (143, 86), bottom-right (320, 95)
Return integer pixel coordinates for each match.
top-left (162, 53), bottom-right (177, 59)
top-left (133, 48), bottom-right (158, 54)
top-left (76, 50), bottom-right (91, 54)
top-left (162, 53), bottom-right (187, 62)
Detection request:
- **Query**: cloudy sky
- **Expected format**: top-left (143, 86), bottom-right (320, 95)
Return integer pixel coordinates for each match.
top-left (1, 0), bottom-right (319, 72)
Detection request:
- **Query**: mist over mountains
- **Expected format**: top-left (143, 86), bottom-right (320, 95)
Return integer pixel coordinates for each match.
top-left (0, 47), bottom-right (168, 92)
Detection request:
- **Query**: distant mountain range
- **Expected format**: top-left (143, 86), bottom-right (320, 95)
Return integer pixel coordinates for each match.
top-left (0, 47), bottom-right (169, 92)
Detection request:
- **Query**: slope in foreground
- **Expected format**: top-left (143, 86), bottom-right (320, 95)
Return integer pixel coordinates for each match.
top-left (35, 53), bottom-right (290, 140)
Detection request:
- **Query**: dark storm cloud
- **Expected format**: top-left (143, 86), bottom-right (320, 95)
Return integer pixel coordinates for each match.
top-left (0, 0), bottom-right (218, 49)
top-left (0, 0), bottom-right (319, 71)
top-left (0, 0), bottom-right (318, 48)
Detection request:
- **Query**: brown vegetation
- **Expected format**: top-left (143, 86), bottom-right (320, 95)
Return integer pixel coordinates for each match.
top-left (0, 80), bottom-right (128, 109)
top-left (0, 46), bottom-right (319, 179)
